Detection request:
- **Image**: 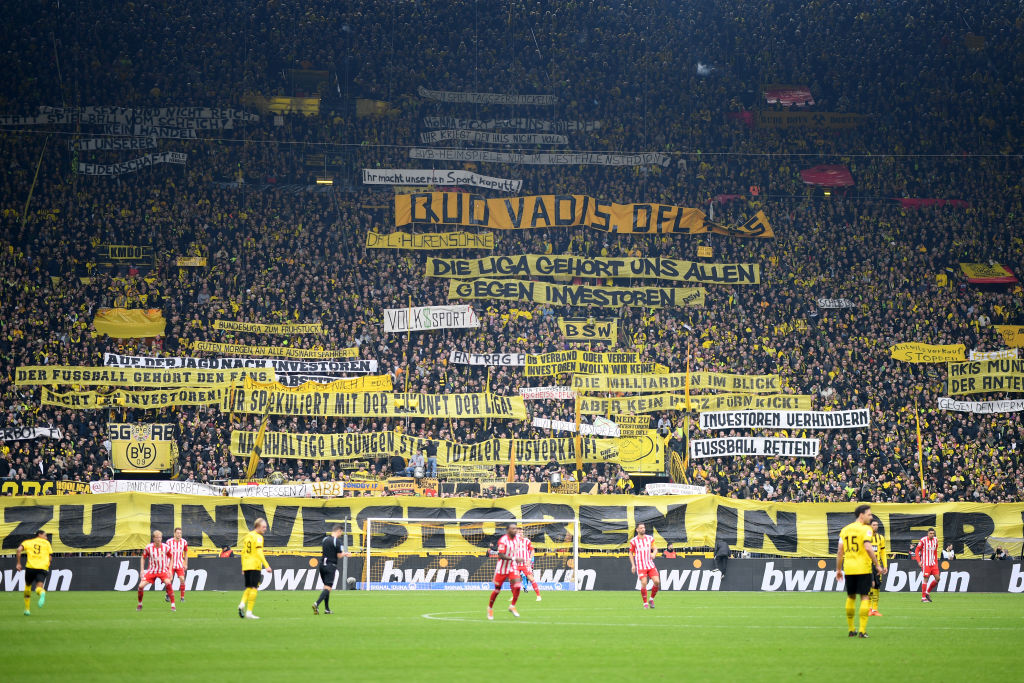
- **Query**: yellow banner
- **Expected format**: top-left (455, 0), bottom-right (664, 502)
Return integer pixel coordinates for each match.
top-left (222, 388), bottom-right (527, 420)
top-left (16, 366), bottom-right (275, 387)
top-left (5, 493), bottom-right (1018, 556)
top-left (557, 317), bottom-right (617, 346)
top-left (756, 111), bottom-right (864, 129)
top-left (523, 350), bottom-right (666, 378)
top-left (573, 371), bottom-right (783, 394)
top-left (947, 359), bottom-right (1024, 395)
top-left (615, 415), bottom-right (651, 437)
top-left (212, 321), bottom-right (324, 334)
top-left (580, 393), bottom-right (813, 415)
top-left (175, 256), bottom-right (207, 267)
top-left (996, 325), bottom-right (1024, 348)
top-left (449, 278), bottom-right (705, 309)
top-left (365, 230), bottom-right (495, 250)
top-left (396, 192), bottom-right (774, 237)
top-left (427, 255), bottom-right (760, 285)
top-left (191, 341), bottom-right (358, 359)
top-left (959, 262), bottom-right (1017, 283)
top-left (890, 343), bottom-right (966, 363)
top-left (93, 308), bottom-right (166, 338)
top-left (42, 386), bottom-right (225, 409)
top-left (229, 430), bottom-right (663, 473)
top-left (242, 375), bottom-right (393, 394)
top-left (110, 440), bottom-right (175, 473)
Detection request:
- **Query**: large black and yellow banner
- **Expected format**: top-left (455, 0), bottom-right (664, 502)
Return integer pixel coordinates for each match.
top-left (448, 278), bottom-right (706, 309)
top-left (222, 388), bottom-right (528, 420)
top-left (427, 255), bottom-right (760, 285)
top-left (580, 393), bottom-right (813, 415)
top-left (42, 386), bottom-right (225, 409)
top-left (242, 375), bottom-right (394, 394)
top-left (557, 317), bottom-right (617, 346)
top-left (890, 343), bottom-right (966, 363)
top-left (2, 493), bottom-right (1019, 557)
top-left (16, 366), bottom-right (275, 387)
top-left (523, 350), bottom-right (666, 377)
top-left (996, 325), bottom-right (1024, 348)
top-left (396, 192), bottom-right (774, 238)
top-left (212, 321), bottom-right (324, 334)
top-left (228, 430), bottom-right (663, 473)
top-left (110, 440), bottom-right (176, 473)
top-left (572, 372), bottom-right (782, 394)
top-left (366, 230), bottom-right (495, 250)
top-left (191, 341), bottom-right (358, 359)
top-left (947, 359), bottom-right (1024, 395)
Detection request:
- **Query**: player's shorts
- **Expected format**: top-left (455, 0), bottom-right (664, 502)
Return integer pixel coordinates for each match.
top-left (921, 566), bottom-right (940, 577)
top-left (845, 572), bottom-right (872, 596)
top-left (493, 571), bottom-right (521, 585)
top-left (637, 567), bottom-right (659, 580)
top-left (243, 569), bottom-right (262, 589)
top-left (24, 568), bottom-right (48, 587)
top-left (171, 567), bottom-right (186, 578)
top-left (319, 564), bottom-right (338, 586)
top-left (516, 564), bottom-right (533, 574)
top-left (144, 571), bottom-right (170, 585)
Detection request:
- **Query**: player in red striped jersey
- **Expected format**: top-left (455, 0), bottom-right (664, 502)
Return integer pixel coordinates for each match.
top-left (512, 528), bottom-right (542, 602)
top-left (487, 522), bottom-right (522, 620)
top-left (629, 523), bottom-right (660, 609)
top-left (914, 528), bottom-right (940, 602)
top-left (165, 527), bottom-right (188, 603)
top-left (137, 530), bottom-right (176, 612)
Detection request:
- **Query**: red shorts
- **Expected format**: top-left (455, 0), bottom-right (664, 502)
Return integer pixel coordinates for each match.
top-left (516, 564), bottom-right (533, 574)
top-left (493, 572), bottom-right (521, 586)
top-left (144, 571), bottom-right (170, 585)
top-left (171, 567), bottom-right (185, 578)
top-left (636, 567), bottom-right (659, 580)
top-left (921, 566), bottom-right (940, 577)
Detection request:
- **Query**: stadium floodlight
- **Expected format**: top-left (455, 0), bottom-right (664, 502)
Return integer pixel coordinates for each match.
top-left (363, 517), bottom-right (580, 591)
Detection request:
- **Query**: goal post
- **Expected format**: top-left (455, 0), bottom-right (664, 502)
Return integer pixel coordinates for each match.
top-left (363, 517), bottom-right (580, 591)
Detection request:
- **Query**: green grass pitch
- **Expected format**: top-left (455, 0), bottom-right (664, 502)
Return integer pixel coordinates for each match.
top-left (2, 591), bottom-right (1022, 681)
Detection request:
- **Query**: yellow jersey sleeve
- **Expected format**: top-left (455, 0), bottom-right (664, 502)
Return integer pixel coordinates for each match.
top-left (876, 534), bottom-right (888, 568)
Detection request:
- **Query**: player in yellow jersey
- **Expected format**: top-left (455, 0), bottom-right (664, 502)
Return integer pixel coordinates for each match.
top-left (16, 530), bottom-right (53, 616)
top-left (836, 504), bottom-right (883, 638)
top-left (238, 518), bottom-right (271, 619)
top-left (868, 519), bottom-right (888, 616)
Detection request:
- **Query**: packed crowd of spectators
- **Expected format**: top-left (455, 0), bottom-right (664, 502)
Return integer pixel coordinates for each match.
top-left (0, 1), bottom-right (1022, 502)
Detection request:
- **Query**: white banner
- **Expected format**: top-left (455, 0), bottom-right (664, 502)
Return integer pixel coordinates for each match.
top-left (103, 353), bottom-right (379, 374)
top-left (689, 437), bottom-right (820, 459)
top-left (969, 349), bottom-right (1019, 361)
top-left (383, 305), bottom-right (479, 334)
top-left (410, 148), bottom-right (672, 167)
top-left (78, 152), bottom-right (186, 177)
top-left (39, 105), bottom-right (258, 123)
top-left (104, 124), bottom-right (198, 138)
top-left (816, 298), bottom-right (857, 309)
top-left (423, 117), bottom-right (601, 133)
top-left (449, 350), bottom-right (526, 366)
top-left (70, 137), bottom-right (157, 151)
top-left (531, 417), bottom-right (620, 437)
top-left (937, 397), bottom-right (1024, 414)
top-left (519, 386), bottom-right (575, 400)
top-left (699, 409), bottom-right (870, 431)
top-left (645, 483), bottom-right (708, 495)
top-left (88, 480), bottom-right (342, 497)
top-left (417, 86), bottom-right (556, 106)
top-left (362, 168), bottom-right (522, 192)
top-left (419, 130), bottom-right (568, 145)
top-left (0, 427), bottom-right (63, 442)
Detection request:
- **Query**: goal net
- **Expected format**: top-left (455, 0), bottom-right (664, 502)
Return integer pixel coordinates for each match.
top-left (364, 518), bottom-right (579, 591)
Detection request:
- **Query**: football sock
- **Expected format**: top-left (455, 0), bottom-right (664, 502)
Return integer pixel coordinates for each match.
top-left (845, 596), bottom-right (856, 631)
top-left (24, 588), bottom-right (31, 612)
top-left (35, 586), bottom-right (44, 595)
top-left (488, 588), bottom-right (500, 607)
top-left (315, 589), bottom-right (328, 607)
top-left (531, 581), bottom-right (540, 597)
top-left (927, 577), bottom-right (936, 596)
top-left (166, 586), bottom-right (175, 604)
top-left (511, 584), bottom-right (521, 606)
top-left (239, 590), bottom-right (247, 609)
top-left (651, 585), bottom-right (659, 599)
top-left (869, 588), bottom-right (879, 609)
top-left (179, 583), bottom-right (185, 600)
top-left (246, 588), bottom-right (256, 613)
top-left (323, 591), bottom-right (330, 610)
top-left (138, 587), bottom-right (145, 604)
top-left (858, 597), bottom-right (870, 633)
top-left (640, 586), bottom-right (648, 604)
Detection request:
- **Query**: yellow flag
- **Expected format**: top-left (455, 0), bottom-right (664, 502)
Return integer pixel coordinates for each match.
top-left (246, 415), bottom-right (269, 479)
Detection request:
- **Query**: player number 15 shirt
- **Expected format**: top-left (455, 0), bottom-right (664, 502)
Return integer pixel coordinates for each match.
top-left (839, 522), bottom-right (874, 574)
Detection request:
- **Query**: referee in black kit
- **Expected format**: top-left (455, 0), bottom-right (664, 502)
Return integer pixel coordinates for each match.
top-left (313, 524), bottom-right (353, 615)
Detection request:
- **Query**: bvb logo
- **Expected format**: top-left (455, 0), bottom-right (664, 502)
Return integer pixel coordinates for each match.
top-left (126, 441), bottom-right (158, 468)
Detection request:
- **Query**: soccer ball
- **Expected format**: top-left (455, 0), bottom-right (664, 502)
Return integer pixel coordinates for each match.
top-left (347, 576), bottom-right (357, 588)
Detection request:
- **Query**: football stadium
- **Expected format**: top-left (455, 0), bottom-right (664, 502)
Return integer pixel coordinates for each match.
top-left (1, 0), bottom-right (1023, 680)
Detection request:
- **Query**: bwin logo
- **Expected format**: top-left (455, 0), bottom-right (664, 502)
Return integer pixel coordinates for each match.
top-left (760, 562), bottom-right (844, 592)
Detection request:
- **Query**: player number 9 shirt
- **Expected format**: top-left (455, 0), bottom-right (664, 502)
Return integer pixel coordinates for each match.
top-left (241, 531), bottom-right (267, 571)
top-left (839, 522), bottom-right (874, 574)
